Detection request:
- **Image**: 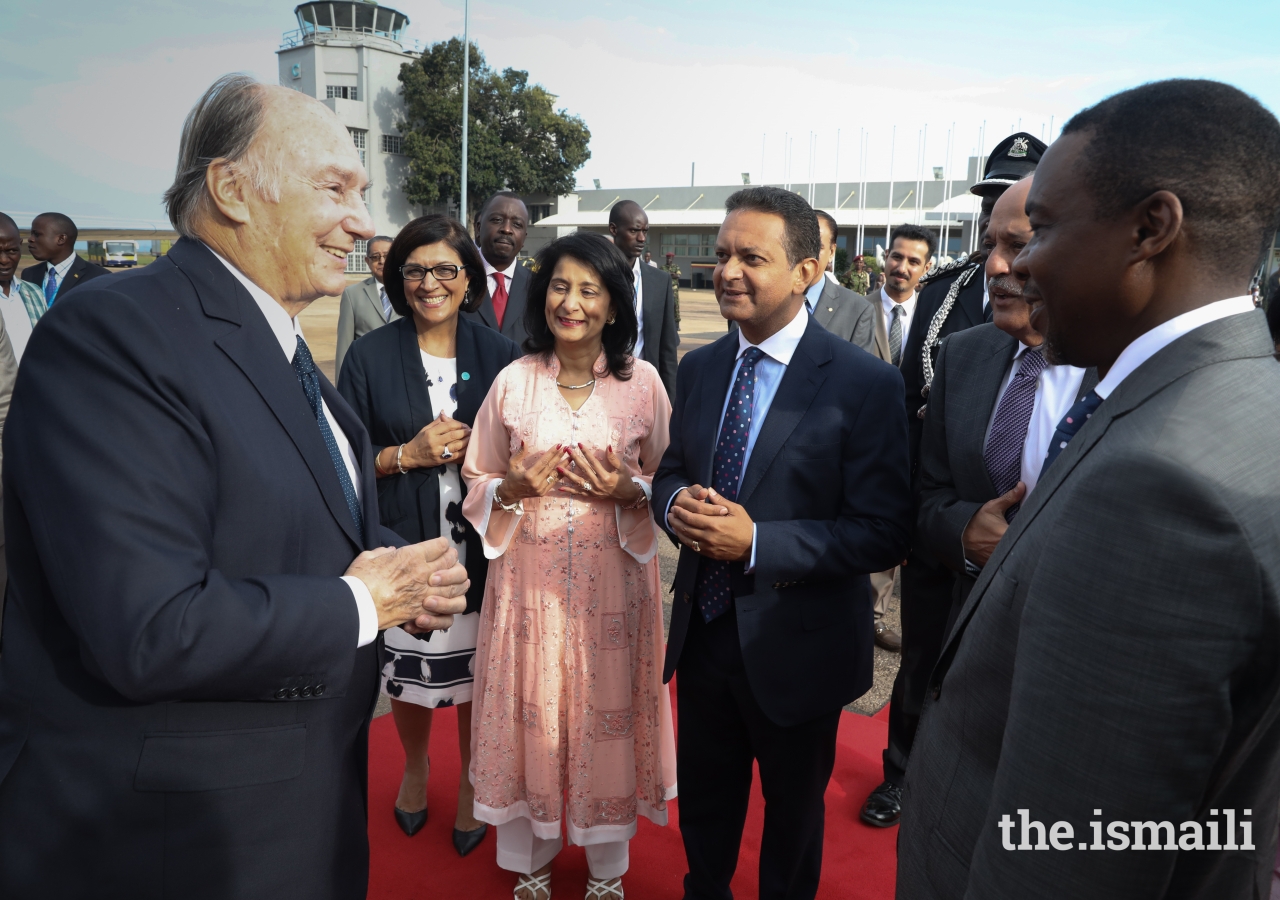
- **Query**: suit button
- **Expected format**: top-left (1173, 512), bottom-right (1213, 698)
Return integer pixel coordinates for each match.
top-left (931, 684), bottom-right (941, 700)
top-left (682, 592), bottom-right (690, 603)
top-left (314, 683), bottom-right (326, 696)
top-left (274, 688), bottom-right (287, 699)
top-left (300, 686), bottom-right (313, 697)
top-left (288, 687), bottom-right (300, 699)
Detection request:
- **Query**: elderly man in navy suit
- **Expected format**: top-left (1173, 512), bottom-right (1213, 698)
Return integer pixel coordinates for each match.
top-left (0, 75), bottom-right (470, 899)
top-left (655, 186), bottom-right (912, 900)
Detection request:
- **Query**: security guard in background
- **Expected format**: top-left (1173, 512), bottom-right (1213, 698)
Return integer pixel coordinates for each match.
top-left (860, 132), bottom-right (1048, 829)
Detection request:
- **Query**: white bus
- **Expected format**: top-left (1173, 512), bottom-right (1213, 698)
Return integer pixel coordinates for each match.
top-left (104, 241), bottom-right (139, 267)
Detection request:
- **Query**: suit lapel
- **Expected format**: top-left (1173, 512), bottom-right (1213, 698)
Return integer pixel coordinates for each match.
top-left (737, 318), bottom-right (830, 505)
top-left (171, 239), bottom-right (364, 549)
top-left (956, 331), bottom-right (1017, 497)
top-left (695, 336), bottom-right (742, 486)
top-left (941, 310), bottom-right (1273, 660)
top-left (812, 280), bottom-right (837, 330)
top-left (641, 266), bottom-right (663, 360)
top-left (362, 279), bottom-right (386, 324)
top-left (397, 318), bottom-right (434, 429)
top-left (958, 273), bottom-right (985, 328)
top-left (1080, 367), bottom-right (1100, 398)
top-left (871, 299), bottom-right (891, 362)
top-left (453, 318), bottom-right (483, 425)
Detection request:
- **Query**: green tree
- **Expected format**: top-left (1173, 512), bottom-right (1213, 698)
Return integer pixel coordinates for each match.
top-left (398, 39), bottom-right (591, 211)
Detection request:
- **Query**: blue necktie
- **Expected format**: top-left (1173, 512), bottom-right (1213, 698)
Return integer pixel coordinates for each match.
top-left (694, 347), bottom-right (764, 623)
top-left (45, 267), bottom-right (59, 306)
top-left (293, 335), bottom-right (364, 544)
top-left (1040, 389), bottom-right (1103, 476)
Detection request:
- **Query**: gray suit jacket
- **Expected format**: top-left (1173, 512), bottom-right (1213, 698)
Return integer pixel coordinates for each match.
top-left (898, 310), bottom-right (1280, 900)
top-left (637, 262), bottom-right (679, 399)
top-left (335, 276), bottom-right (399, 377)
top-left (463, 264), bottom-right (532, 352)
top-left (811, 278), bottom-right (879, 359)
top-left (915, 324), bottom-right (1097, 610)
top-left (868, 291), bottom-right (896, 365)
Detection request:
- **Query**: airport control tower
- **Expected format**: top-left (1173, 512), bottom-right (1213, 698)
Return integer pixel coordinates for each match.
top-left (278, 1), bottom-right (420, 262)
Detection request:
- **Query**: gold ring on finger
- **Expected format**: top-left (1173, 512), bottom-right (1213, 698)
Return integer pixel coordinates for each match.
top-left (547, 474), bottom-right (555, 483)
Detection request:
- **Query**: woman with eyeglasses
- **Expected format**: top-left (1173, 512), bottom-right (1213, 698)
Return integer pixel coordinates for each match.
top-left (338, 214), bottom-right (522, 857)
top-left (460, 232), bottom-right (676, 900)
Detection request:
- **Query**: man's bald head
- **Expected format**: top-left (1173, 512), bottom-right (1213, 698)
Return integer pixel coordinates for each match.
top-left (608, 200), bottom-right (649, 261)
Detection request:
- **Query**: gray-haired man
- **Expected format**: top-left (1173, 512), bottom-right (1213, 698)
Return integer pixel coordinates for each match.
top-left (335, 233), bottom-right (400, 377)
top-left (0, 75), bottom-right (470, 899)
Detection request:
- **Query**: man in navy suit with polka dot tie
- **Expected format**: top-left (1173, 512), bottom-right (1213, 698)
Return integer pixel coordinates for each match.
top-left (654, 186), bottom-right (912, 900)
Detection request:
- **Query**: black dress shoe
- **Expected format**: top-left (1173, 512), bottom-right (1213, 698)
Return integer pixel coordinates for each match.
top-left (394, 805), bottom-right (428, 837)
top-left (859, 781), bottom-right (903, 827)
top-left (452, 823), bottom-right (488, 857)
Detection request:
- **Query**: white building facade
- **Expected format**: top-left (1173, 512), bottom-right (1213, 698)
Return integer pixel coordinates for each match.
top-left (277, 1), bottom-right (420, 271)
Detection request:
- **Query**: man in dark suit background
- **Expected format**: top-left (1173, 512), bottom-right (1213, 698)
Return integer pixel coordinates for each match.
top-left (335, 234), bottom-right (400, 377)
top-left (655, 186), bottom-right (911, 900)
top-left (915, 174), bottom-right (1095, 635)
top-left (22, 211), bottom-right (108, 305)
top-left (609, 199), bottom-right (679, 398)
top-left (806, 209), bottom-right (880, 358)
top-left (0, 75), bottom-right (470, 899)
top-left (464, 191), bottom-right (533, 349)
top-left (859, 135), bottom-right (1048, 829)
top-left (900, 79), bottom-right (1280, 898)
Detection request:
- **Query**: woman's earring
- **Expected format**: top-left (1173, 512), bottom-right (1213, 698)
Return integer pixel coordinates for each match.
top-left (606, 312), bottom-right (617, 325)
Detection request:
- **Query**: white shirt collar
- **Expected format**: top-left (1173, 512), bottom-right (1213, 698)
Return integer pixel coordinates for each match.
top-left (880, 285), bottom-right (917, 316)
top-left (1093, 295), bottom-right (1255, 399)
top-left (204, 243), bottom-right (302, 361)
top-left (50, 253), bottom-right (77, 280)
top-left (736, 301), bottom-right (808, 367)
top-left (481, 249), bottom-right (518, 281)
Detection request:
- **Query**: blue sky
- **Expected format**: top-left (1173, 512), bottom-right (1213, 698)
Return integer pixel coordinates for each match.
top-left (2, 0), bottom-right (1276, 227)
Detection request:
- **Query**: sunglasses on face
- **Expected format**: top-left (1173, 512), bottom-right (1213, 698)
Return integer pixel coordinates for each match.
top-left (401, 264), bottom-right (461, 283)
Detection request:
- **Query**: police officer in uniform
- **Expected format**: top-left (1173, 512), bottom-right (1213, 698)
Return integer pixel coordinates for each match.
top-left (859, 132), bottom-right (1047, 828)
top-left (663, 251), bottom-right (682, 326)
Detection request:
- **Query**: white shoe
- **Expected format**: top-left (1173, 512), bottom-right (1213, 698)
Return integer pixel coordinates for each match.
top-left (514, 871), bottom-right (551, 900)
top-left (585, 877), bottom-right (624, 899)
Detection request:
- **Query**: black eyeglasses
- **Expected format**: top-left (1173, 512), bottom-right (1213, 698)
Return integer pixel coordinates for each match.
top-left (401, 264), bottom-right (461, 283)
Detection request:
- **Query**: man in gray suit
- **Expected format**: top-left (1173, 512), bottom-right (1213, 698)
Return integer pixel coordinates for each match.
top-left (899, 79), bottom-right (1280, 898)
top-left (335, 234), bottom-right (398, 376)
top-left (806, 210), bottom-right (879, 358)
top-left (465, 191), bottom-right (533, 350)
top-left (609, 200), bottom-right (679, 398)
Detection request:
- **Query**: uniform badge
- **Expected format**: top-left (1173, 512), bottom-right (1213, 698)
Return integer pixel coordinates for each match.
top-left (1009, 137), bottom-right (1029, 158)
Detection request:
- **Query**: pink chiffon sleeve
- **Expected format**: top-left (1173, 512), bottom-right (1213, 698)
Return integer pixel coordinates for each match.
top-left (614, 365), bottom-right (673, 565)
top-left (461, 371), bottom-right (520, 558)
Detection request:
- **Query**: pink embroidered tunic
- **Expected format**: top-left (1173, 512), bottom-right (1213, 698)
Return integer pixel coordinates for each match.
top-left (461, 353), bottom-right (677, 846)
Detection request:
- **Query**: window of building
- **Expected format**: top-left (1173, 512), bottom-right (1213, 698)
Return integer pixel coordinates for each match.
top-left (348, 128), bottom-right (367, 166)
top-left (381, 134), bottom-right (403, 154)
top-left (327, 85), bottom-right (359, 101)
top-left (528, 204), bottom-right (552, 224)
top-left (659, 233), bottom-right (716, 258)
top-left (347, 238), bottom-right (369, 275)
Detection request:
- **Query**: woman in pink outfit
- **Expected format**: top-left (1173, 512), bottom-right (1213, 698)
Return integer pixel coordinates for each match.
top-left (461, 232), bottom-right (676, 900)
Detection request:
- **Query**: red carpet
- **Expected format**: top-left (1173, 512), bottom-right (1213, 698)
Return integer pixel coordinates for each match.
top-left (367, 697), bottom-right (897, 899)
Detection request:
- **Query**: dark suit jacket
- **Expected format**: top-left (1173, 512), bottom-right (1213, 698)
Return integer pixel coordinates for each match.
top-left (899, 311), bottom-right (1280, 899)
top-left (811, 278), bottom-right (879, 358)
top-left (338, 315), bottom-right (521, 614)
top-left (22, 254), bottom-right (109, 300)
top-left (901, 264), bottom-right (987, 473)
top-left (637, 262), bottom-right (680, 399)
top-left (464, 263), bottom-right (531, 351)
top-left (653, 315), bottom-right (913, 727)
top-left (915, 324), bottom-right (1097, 613)
top-left (0, 237), bottom-right (399, 899)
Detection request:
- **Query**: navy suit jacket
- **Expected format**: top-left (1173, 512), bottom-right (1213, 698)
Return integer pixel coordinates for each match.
top-left (0, 237), bottom-right (399, 899)
top-left (338, 314), bottom-right (521, 614)
top-left (653, 313), bottom-right (913, 727)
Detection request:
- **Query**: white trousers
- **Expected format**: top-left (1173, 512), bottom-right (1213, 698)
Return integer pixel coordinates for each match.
top-left (495, 818), bottom-right (630, 880)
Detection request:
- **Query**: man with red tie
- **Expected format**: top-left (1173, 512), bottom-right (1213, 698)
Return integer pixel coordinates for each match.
top-left (465, 191), bottom-right (531, 350)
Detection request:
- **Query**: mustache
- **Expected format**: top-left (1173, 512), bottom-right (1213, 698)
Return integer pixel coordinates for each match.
top-left (989, 275), bottom-right (1024, 298)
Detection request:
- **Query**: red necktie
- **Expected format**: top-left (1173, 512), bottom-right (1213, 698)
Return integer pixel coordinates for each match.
top-left (492, 273), bottom-right (508, 329)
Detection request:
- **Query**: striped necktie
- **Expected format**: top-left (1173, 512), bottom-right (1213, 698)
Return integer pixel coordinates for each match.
top-left (982, 348), bottom-right (1047, 522)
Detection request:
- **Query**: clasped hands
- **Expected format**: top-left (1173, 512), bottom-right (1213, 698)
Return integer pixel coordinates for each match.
top-left (668, 485), bottom-right (754, 562)
top-left (495, 441), bottom-right (642, 506)
top-left (345, 536), bottom-right (470, 633)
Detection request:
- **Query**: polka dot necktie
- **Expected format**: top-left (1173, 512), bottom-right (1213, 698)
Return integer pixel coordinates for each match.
top-left (293, 335), bottom-right (365, 544)
top-left (1040, 389), bottom-right (1103, 477)
top-left (694, 346), bottom-right (764, 623)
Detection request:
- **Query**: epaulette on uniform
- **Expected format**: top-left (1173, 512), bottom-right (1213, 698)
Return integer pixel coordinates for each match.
top-left (919, 254), bottom-right (982, 288)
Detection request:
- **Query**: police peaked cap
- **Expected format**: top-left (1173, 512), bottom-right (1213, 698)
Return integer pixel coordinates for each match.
top-left (970, 132), bottom-right (1048, 197)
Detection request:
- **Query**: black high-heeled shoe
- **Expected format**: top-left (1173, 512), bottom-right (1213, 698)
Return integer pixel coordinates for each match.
top-left (452, 823), bottom-right (488, 856)
top-left (394, 805), bottom-right (428, 837)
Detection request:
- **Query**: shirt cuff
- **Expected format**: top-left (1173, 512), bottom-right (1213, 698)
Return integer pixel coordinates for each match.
top-left (632, 477), bottom-right (653, 504)
top-left (342, 575), bottom-right (379, 647)
top-left (744, 524), bottom-right (758, 573)
top-left (663, 486), bottom-right (690, 532)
